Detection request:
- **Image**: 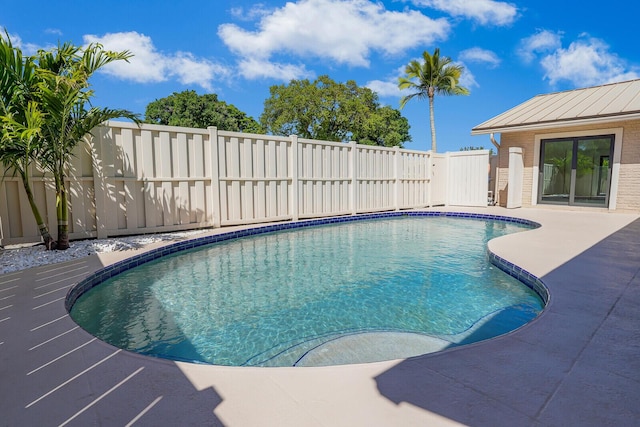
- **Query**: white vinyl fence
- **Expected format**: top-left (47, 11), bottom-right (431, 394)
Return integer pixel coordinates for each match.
top-left (0, 121), bottom-right (490, 246)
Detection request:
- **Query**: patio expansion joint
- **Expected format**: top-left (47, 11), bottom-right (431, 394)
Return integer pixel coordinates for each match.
top-left (57, 366), bottom-right (146, 427)
top-left (25, 348), bottom-right (123, 409)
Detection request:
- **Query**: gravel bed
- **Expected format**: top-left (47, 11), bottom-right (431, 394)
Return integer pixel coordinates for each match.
top-left (0, 230), bottom-right (208, 274)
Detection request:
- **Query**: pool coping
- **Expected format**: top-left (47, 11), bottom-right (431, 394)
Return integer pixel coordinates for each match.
top-left (2, 206), bottom-right (639, 426)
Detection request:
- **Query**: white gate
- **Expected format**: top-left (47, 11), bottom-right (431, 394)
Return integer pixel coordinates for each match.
top-left (430, 154), bottom-right (447, 206)
top-left (446, 150), bottom-right (490, 207)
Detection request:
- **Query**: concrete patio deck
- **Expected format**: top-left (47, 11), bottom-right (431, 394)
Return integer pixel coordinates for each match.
top-left (1, 207), bottom-right (639, 426)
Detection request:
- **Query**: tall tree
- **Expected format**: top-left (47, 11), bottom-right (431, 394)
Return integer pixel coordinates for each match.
top-left (36, 42), bottom-right (139, 250)
top-left (144, 90), bottom-right (263, 133)
top-left (0, 32), bottom-right (55, 248)
top-left (398, 48), bottom-right (469, 152)
top-left (261, 75), bottom-right (410, 147)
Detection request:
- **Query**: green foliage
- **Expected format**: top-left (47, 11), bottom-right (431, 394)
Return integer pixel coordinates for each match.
top-left (0, 31), bottom-right (139, 249)
top-left (399, 48), bottom-right (469, 152)
top-left (0, 32), bottom-right (41, 171)
top-left (460, 145), bottom-right (494, 155)
top-left (144, 90), bottom-right (263, 133)
top-left (355, 106), bottom-right (411, 147)
top-left (260, 75), bottom-right (411, 147)
top-left (0, 31), bottom-right (55, 247)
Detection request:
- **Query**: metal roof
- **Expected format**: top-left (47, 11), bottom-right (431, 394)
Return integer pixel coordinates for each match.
top-left (471, 79), bottom-right (640, 135)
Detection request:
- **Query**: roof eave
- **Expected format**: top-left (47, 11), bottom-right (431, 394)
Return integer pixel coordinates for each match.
top-left (471, 112), bottom-right (640, 135)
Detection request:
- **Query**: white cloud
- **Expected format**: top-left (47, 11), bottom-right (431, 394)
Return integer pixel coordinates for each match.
top-left (457, 64), bottom-right (478, 89)
top-left (459, 47), bottom-right (500, 68)
top-left (366, 79), bottom-right (403, 97)
top-left (366, 64), bottom-right (409, 98)
top-left (83, 32), bottom-right (231, 91)
top-left (540, 36), bottom-right (639, 87)
top-left (230, 4), bottom-right (273, 21)
top-left (411, 0), bottom-right (518, 26)
top-left (238, 57), bottom-right (314, 81)
top-left (518, 29), bottom-right (562, 63)
top-left (218, 0), bottom-right (450, 74)
top-left (44, 28), bottom-right (63, 36)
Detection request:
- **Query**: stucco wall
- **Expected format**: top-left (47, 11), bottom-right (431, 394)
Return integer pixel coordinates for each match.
top-left (495, 120), bottom-right (640, 211)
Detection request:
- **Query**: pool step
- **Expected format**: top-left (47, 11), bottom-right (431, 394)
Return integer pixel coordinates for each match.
top-left (293, 331), bottom-right (451, 366)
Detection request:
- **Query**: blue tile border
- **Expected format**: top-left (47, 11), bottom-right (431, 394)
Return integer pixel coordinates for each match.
top-left (64, 211), bottom-right (549, 312)
top-left (486, 250), bottom-right (549, 304)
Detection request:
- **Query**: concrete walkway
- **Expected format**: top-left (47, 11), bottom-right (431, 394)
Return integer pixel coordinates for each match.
top-left (1, 207), bottom-right (639, 426)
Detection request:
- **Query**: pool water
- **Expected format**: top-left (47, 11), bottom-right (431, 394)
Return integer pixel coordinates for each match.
top-left (70, 217), bottom-right (544, 366)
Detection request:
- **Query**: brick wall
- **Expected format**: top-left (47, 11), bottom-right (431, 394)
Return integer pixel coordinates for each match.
top-left (618, 120), bottom-right (640, 210)
top-left (497, 131), bottom-right (536, 207)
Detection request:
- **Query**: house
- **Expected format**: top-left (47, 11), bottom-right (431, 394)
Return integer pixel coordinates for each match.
top-left (472, 79), bottom-right (640, 211)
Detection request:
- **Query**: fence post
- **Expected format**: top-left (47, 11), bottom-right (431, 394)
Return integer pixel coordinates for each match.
top-left (426, 152), bottom-right (432, 207)
top-left (445, 152), bottom-right (451, 207)
top-left (394, 146), bottom-right (401, 211)
top-left (350, 141), bottom-right (358, 215)
top-left (91, 126), bottom-right (109, 239)
top-left (290, 134), bottom-right (299, 221)
top-left (0, 178), bottom-right (7, 246)
top-left (208, 127), bottom-right (221, 228)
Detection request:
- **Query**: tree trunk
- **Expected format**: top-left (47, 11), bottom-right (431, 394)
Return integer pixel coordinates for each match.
top-left (21, 171), bottom-right (56, 250)
top-left (429, 94), bottom-right (436, 152)
top-left (57, 221), bottom-right (69, 250)
top-left (55, 173), bottom-right (70, 250)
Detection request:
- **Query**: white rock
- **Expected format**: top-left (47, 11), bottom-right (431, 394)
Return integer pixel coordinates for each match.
top-left (0, 230), bottom-right (208, 275)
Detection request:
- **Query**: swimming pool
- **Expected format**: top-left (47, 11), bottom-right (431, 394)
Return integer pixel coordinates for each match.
top-left (68, 213), bottom-right (545, 367)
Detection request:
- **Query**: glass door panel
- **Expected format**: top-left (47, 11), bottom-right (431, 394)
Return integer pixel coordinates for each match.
top-left (573, 138), bottom-right (611, 206)
top-left (540, 139), bottom-right (573, 204)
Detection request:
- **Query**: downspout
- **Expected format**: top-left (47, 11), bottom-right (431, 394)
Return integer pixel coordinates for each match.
top-left (490, 133), bottom-right (500, 206)
top-left (490, 133), bottom-right (500, 152)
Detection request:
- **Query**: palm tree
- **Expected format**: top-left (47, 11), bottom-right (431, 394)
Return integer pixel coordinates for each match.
top-left (35, 42), bottom-right (139, 250)
top-left (398, 48), bottom-right (469, 152)
top-left (0, 32), bottom-right (56, 248)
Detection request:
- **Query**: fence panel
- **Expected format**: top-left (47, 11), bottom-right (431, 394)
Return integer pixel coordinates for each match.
top-left (216, 131), bottom-right (292, 226)
top-left (67, 139), bottom-right (98, 239)
top-left (297, 138), bottom-right (352, 218)
top-left (93, 123), bottom-right (214, 237)
top-left (397, 149), bottom-right (430, 209)
top-left (0, 177), bottom-right (33, 244)
top-left (355, 145), bottom-right (397, 213)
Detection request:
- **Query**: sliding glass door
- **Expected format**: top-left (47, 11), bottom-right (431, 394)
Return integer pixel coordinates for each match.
top-left (539, 135), bottom-right (613, 207)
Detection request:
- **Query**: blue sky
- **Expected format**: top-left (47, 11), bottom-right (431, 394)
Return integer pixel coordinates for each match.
top-left (2, 0), bottom-right (638, 153)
